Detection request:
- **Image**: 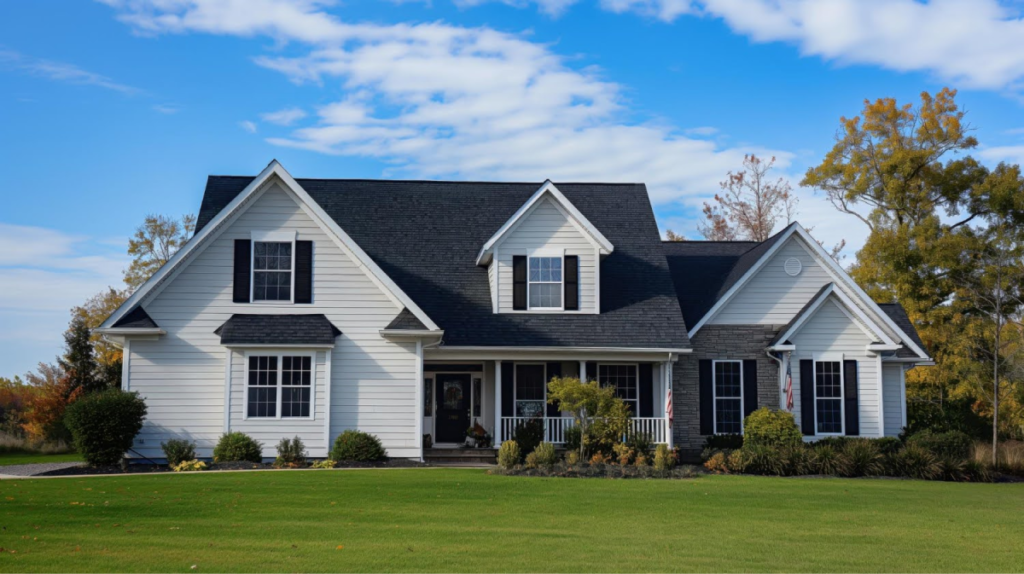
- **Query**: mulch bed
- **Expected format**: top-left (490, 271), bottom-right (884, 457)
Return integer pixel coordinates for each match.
top-left (36, 458), bottom-right (428, 477)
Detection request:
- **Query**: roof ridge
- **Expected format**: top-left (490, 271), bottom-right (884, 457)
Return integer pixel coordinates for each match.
top-left (208, 175), bottom-right (645, 186)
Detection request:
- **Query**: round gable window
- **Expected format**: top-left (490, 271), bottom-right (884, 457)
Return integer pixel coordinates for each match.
top-left (784, 257), bottom-right (802, 276)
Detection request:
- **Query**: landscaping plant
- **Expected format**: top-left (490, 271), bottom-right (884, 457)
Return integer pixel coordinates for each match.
top-left (213, 432), bottom-right (263, 463)
top-left (172, 459), bottom-right (206, 472)
top-left (63, 388), bottom-right (147, 466)
top-left (511, 418), bottom-right (543, 461)
top-left (275, 436), bottom-right (307, 467)
top-left (161, 438), bottom-right (196, 467)
top-left (531, 442), bottom-right (558, 467)
top-left (497, 440), bottom-right (520, 469)
top-left (330, 430), bottom-right (386, 462)
top-left (743, 407), bottom-right (802, 449)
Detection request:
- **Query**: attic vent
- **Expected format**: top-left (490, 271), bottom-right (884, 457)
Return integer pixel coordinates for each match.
top-left (784, 257), bottom-right (802, 276)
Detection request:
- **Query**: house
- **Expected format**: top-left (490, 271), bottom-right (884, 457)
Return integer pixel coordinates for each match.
top-left (97, 160), bottom-right (930, 461)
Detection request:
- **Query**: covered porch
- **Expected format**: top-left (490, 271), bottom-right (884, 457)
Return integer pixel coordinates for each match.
top-left (420, 350), bottom-right (678, 450)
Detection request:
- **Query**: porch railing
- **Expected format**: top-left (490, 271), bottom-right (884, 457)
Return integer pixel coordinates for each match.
top-left (499, 416), bottom-right (669, 445)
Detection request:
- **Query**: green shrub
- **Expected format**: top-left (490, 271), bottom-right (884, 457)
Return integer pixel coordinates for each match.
top-left (627, 432), bottom-right (654, 461)
top-left (653, 444), bottom-right (675, 471)
top-left (330, 430), bottom-right (386, 462)
top-left (893, 444), bottom-right (939, 480)
top-left (741, 444), bottom-right (786, 476)
top-left (563, 426), bottom-right (582, 453)
top-left (874, 437), bottom-right (904, 456)
top-left (161, 438), bottom-right (196, 467)
top-left (907, 430), bottom-right (974, 460)
top-left (812, 444), bottom-right (842, 475)
top-left (213, 432), bottom-right (264, 463)
top-left (531, 442), bottom-right (559, 467)
top-left (781, 445), bottom-right (812, 476)
top-left (936, 455), bottom-right (967, 482)
top-left (726, 449), bottom-right (746, 473)
top-left (275, 436), bottom-right (307, 467)
top-left (743, 408), bottom-right (802, 449)
top-left (511, 419), bottom-right (544, 462)
top-left (63, 389), bottom-right (147, 466)
top-left (962, 459), bottom-right (991, 482)
top-left (497, 440), bottom-right (520, 469)
top-left (840, 439), bottom-right (883, 477)
top-left (703, 433), bottom-right (744, 451)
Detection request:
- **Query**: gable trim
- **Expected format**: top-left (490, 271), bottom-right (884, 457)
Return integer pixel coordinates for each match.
top-left (773, 285), bottom-right (895, 348)
top-left (101, 160), bottom-right (439, 332)
top-left (687, 224), bottom-right (928, 359)
top-left (475, 180), bottom-right (613, 265)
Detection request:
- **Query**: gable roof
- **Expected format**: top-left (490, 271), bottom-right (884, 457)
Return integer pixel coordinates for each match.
top-left (878, 303), bottom-right (928, 358)
top-left (214, 314), bottom-right (341, 346)
top-left (475, 180), bottom-right (613, 265)
top-left (197, 174), bottom-right (690, 350)
top-left (769, 283), bottom-right (896, 347)
top-left (662, 240), bottom-right (759, 328)
top-left (386, 308), bottom-right (429, 331)
top-left (101, 161), bottom-right (438, 333)
top-left (111, 305), bottom-right (159, 329)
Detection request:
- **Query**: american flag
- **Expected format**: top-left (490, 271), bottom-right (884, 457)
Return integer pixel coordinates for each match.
top-left (666, 387), bottom-right (673, 424)
top-left (784, 356), bottom-right (794, 411)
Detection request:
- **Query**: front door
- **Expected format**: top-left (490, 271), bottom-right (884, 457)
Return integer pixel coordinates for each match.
top-left (435, 373), bottom-right (471, 443)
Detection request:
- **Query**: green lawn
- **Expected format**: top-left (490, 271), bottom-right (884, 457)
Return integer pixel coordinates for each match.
top-left (1, 469), bottom-right (1022, 573)
top-left (0, 451), bottom-right (82, 466)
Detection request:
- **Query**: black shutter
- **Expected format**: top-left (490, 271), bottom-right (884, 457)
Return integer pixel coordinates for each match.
top-left (844, 360), bottom-right (860, 436)
top-left (512, 256), bottom-right (527, 310)
top-left (699, 359), bottom-right (713, 435)
top-left (501, 362), bottom-right (514, 417)
top-left (800, 360), bottom-right (815, 436)
top-left (638, 363), bottom-right (653, 417)
top-left (233, 239), bottom-right (251, 303)
top-left (742, 359), bottom-right (758, 420)
top-left (564, 255), bottom-right (579, 311)
top-left (546, 362), bottom-right (562, 417)
top-left (585, 361), bottom-right (597, 383)
top-left (294, 240), bottom-right (313, 304)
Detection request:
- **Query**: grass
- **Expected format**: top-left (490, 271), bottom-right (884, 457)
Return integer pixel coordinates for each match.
top-left (1, 469), bottom-right (1022, 573)
top-left (0, 451), bottom-right (83, 466)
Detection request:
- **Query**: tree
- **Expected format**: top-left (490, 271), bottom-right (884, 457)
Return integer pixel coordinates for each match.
top-left (20, 362), bottom-right (82, 443)
top-left (124, 213), bottom-right (195, 290)
top-left (664, 229), bottom-right (686, 242)
top-left (72, 287), bottom-right (129, 374)
top-left (802, 88), bottom-right (1024, 441)
top-left (58, 316), bottom-right (102, 395)
top-left (546, 376), bottom-right (631, 459)
top-left (698, 154), bottom-right (798, 241)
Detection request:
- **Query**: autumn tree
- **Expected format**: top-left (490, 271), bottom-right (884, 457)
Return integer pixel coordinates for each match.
top-left (21, 362), bottom-right (81, 443)
top-left (124, 213), bottom-right (195, 290)
top-left (664, 229), bottom-right (686, 242)
top-left (72, 287), bottom-right (128, 370)
top-left (698, 154), bottom-right (798, 241)
top-left (802, 88), bottom-right (1024, 438)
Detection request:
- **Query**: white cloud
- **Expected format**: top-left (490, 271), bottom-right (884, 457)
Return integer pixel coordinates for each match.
top-left (239, 120), bottom-right (258, 133)
top-left (454, 0), bottom-right (581, 17)
top-left (153, 103), bottom-right (181, 114)
top-left (0, 223), bottom-right (128, 377)
top-left (260, 107), bottom-right (307, 125)
top-left (603, 0), bottom-right (1024, 92)
top-left (980, 144), bottom-right (1024, 166)
top-left (0, 48), bottom-right (141, 95)
top-left (684, 126), bottom-right (719, 137)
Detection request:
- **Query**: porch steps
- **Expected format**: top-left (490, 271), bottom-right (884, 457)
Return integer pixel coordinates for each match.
top-left (423, 448), bottom-right (497, 466)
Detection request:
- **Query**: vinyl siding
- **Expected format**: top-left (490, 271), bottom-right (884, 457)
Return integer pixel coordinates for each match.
top-left (127, 181), bottom-right (419, 460)
top-left (882, 364), bottom-right (905, 436)
top-left (789, 298), bottom-right (883, 437)
top-left (495, 197), bottom-right (597, 313)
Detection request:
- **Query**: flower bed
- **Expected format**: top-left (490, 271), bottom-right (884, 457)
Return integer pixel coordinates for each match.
top-left (489, 461), bottom-right (703, 479)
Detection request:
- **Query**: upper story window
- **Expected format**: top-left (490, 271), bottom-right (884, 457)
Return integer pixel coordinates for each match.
top-left (528, 256), bottom-right (563, 309)
top-left (253, 241), bottom-right (293, 301)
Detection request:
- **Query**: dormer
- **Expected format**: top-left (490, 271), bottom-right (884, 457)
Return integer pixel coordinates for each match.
top-left (476, 181), bottom-right (613, 314)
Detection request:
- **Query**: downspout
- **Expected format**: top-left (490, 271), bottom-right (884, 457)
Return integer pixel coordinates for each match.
top-left (765, 348), bottom-right (785, 410)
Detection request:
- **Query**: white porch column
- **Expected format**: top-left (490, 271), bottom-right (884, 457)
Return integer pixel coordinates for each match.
top-left (579, 360), bottom-right (586, 382)
top-left (494, 360), bottom-right (502, 446)
top-left (415, 340), bottom-right (424, 461)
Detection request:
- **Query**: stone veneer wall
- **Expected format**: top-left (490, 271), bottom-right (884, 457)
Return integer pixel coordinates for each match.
top-left (672, 324), bottom-right (785, 459)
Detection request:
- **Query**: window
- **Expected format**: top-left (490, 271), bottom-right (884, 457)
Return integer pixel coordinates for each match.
top-left (528, 256), bottom-right (562, 309)
top-left (423, 378), bottom-right (433, 417)
top-left (246, 354), bottom-right (313, 418)
top-left (598, 364), bottom-right (638, 414)
top-left (815, 360), bottom-right (843, 434)
top-left (253, 241), bottom-right (293, 301)
top-left (515, 364), bottom-right (546, 418)
top-left (713, 361), bottom-right (743, 434)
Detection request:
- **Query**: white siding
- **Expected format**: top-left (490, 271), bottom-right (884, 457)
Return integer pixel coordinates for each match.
top-left (127, 181), bottom-right (420, 460)
top-left (495, 197), bottom-right (597, 313)
top-left (882, 364), bottom-right (905, 436)
top-left (790, 298), bottom-right (883, 437)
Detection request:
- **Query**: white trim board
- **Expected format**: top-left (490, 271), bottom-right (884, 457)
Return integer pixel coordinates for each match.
top-left (475, 180), bottom-right (613, 266)
top-left (772, 284), bottom-right (897, 348)
top-left (687, 223), bottom-right (928, 360)
top-left (101, 160), bottom-right (438, 332)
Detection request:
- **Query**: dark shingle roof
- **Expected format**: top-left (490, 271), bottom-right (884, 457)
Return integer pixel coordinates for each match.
top-left (214, 314), bottom-right (341, 346)
top-left (662, 240), bottom-right (759, 328)
top-left (198, 177), bottom-right (689, 349)
top-left (385, 308), bottom-right (430, 331)
top-left (878, 303), bottom-right (929, 357)
top-left (111, 306), bottom-right (159, 329)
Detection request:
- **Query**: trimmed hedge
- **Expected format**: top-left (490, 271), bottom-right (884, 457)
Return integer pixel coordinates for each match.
top-left (214, 432), bottom-right (264, 463)
top-left (743, 408), bottom-right (802, 449)
top-left (330, 430), bottom-right (386, 462)
top-left (64, 389), bottom-right (147, 466)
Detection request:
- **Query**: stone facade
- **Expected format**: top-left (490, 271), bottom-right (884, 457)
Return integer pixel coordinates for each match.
top-left (671, 324), bottom-right (785, 459)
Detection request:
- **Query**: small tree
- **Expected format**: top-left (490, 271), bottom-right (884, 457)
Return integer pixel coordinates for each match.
top-left (59, 316), bottom-right (101, 395)
top-left (124, 213), bottom-right (196, 291)
top-left (699, 154), bottom-right (797, 242)
top-left (547, 376), bottom-right (631, 460)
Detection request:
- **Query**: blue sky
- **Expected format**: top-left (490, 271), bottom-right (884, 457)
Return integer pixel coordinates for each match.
top-left (3, 0), bottom-right (1024, 378)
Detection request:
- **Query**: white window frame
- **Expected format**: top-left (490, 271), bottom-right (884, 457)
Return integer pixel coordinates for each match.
top-left (242, 350), bottom-right (316, 421)
top-left (250, 231), bottom-right (297, 304)
top-left (813, 355), bottom-right (845, 436)
top-left (526, 251), bottom-right (564, 311)
top-left (513, 362), bottom-right (547, 419)
top-left (712, 359), bottom-right (744, 435)
top-left (597, 362), bottom-right (639, 414)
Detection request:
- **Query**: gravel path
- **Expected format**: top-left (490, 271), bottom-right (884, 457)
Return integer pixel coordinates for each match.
top-left (0, 462), bottom-right (84, 477)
